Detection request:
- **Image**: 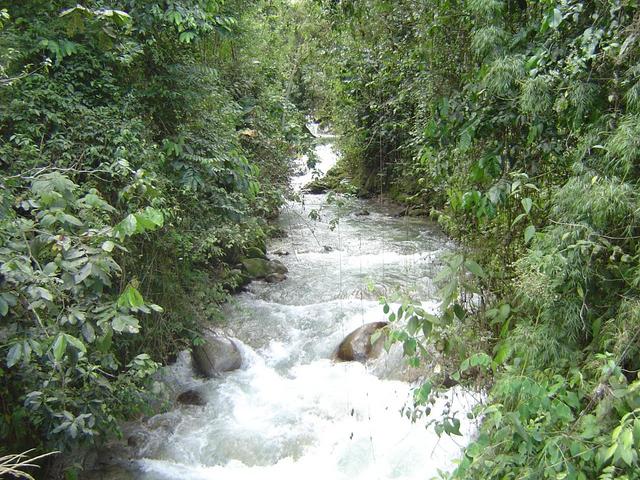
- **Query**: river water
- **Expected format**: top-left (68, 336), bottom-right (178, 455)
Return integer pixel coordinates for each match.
top-left (100, 134), bottom-right (479, 480)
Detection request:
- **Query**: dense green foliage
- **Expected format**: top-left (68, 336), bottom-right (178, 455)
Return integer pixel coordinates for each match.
top-left (0, 0), bottom-right (308, 468)
top-left (4, 0), bottom-right (640, 478)
top-left (307, 0), bottom-right (640, 478)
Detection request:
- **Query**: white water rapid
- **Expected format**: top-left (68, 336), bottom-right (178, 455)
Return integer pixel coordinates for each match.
top-left (93, 131), bottom-right (480, 480)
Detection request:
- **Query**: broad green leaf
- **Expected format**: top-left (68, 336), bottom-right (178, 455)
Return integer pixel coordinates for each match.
top-left (422, 318), bottom-right (434, 337)
top-left (453, 303), bottom-right (466, 320)
top-left (1, 293), bottom-right (17, 308)
top-left (524, 224), bottom-right (536, 244)
top-left (619, 428), bottom-right (636, 465)
top-left (0, 296), bottom-right (8, 316)
top-left (33, 287), bottom-right (53, 301)
top-left (117, 285), bottom-right (145, 310)
top-left (633, 419), bottom-right (640, 447)
top-left (115, 214), bottom-right (137, 239)
top-left (149, 303), bottom-right (164, 313)
top-left (497, 303), bottom-right (511, 321)
top-left (62, 214), bottom-right (83, 226)
top-left (75, 262), bottom-right (92, 284)
top-left (112, 313), bottom-right (140, 333)
top-left (127, 286), bottom-right (144, 308)
top-left (43, 262), bottom-right (58, 275)
top-left (470, 352), bottom-right (492, 368)
top-left (179, 31), bottom-right (196, 43)
top-left (447, 418), bottom-right (462, 436)
top-left (63, 334), bottom-right (86, 353)
top-left (521, 197), bottom-right (533, 214)
top-left (434, 266), bottom-right (453, 283)
top-left (550, 8), bottom-right (562, 29)
top-left (414, 381), bottom-right (432, 404)
top-left (407, 316), bottom-right (420, 335)
top-left (82, 322), bottom-right (96, 343)
top-left (101, 240), bottom-right (115, 252)
top-left (450, 254), bottom-right (464, 271)
top-left (135, 207), bottom-right (164, 230)
top-left (52, 334), bottom-right (67, 361)
top-left (493, 342), bottom-right (509, 365)
top-left (7, 343), bottom-right (22, 368)
top-left (464, 259), bottom-right (485, 278)
top-left (403, 338), bottom-right (417, 356)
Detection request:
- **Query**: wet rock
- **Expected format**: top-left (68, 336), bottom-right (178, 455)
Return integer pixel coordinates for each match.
top-left (354, 209), bottom-right (370, 216)
top-left (227, 268), bottom-right (251, 293)
top-left (177, 389), bottom-right (207, 406)
top-left (269, 259), bottom-right (288, 275)
top-left (323, 245), bottom-right (333, 252)
top-left (241, 258), bottom-right (288, 279)
top-left (265, 273), bottom-right (287, 283)
top-left (245, 246), bottom-right (267, 259)
top-left (269, 227), bottom-right (288, 239)
top-left (241, 258), bottom-right (271, 278)
top-left (127, 431), bottom-right (148, 449)
top-left (192, 335), bottom-right (242, 377)
top-left (272, 249), bottom-right (290, 256)
top-left (407, 207), bottom-right (428, 217)
top-left (441, 374), bottom-right (459, 389)
top-left (336, 322), bottom-right (388, 362)
top-left (303, 179), bottom-right (330, 194)
top-left (82, 464), bottom-right (136, 480)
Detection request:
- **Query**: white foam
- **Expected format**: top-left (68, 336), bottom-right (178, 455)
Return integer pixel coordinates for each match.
top-left (115, 135), bottom-right (478, 480)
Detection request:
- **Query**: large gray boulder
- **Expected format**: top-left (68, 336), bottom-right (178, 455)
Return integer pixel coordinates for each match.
top-left (192, 335), bottom-right (242, 377)
top-left (336, 322), bottom-right (388, 362)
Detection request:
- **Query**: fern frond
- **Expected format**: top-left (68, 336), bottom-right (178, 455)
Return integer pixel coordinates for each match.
top-left (483, 55), bottom-right (525, 96)
top-left (600, 299), bottom-right (640, 361)
top-left (605, 113), bottom-right (640, 178)
top-left (624, 79), bottom-right (640, 111)
top-left (568, 81), bottom-right (599, 125)
top-left (467, 0), bottom-right (504, 19)
top-left (510, 321), bottom-right (572, 367)
top-left (552, 172), bottom-right (638, 233)
top-left (520, 75), bottom-right (554, 115)
top-left (471, 25), bottom-right (508, 59)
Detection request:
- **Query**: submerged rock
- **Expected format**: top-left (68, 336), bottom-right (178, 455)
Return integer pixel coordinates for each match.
top-left (177, 389), bottom-right (207, 406)
top-left (354, 209), bottom-right (370, 216)
top-left (336, 322), bottom-right (388, 362)
top-left (127, 431), bottom-right (149, 449)
top-left (192, 335), bottom-right (242, 377)
top-left (441, 374), bottom-right (459, 389)
top-left (407, 207), bottom-right (428, 217)
top-left (302, 178), bottom-right (330, 193)
top-left (265, 272), bottom-right (287, 283)
top-left (82, 464), bottom-right (136, 480)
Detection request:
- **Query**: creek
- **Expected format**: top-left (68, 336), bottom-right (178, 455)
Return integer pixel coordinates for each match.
top-left (95, 131), bottom-right (479, 480)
